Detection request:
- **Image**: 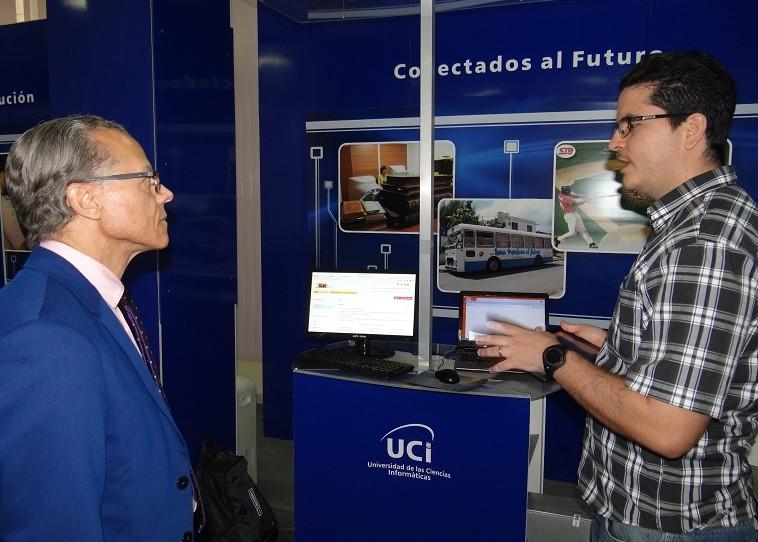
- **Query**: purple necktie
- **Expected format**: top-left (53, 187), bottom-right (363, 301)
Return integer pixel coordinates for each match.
top-left (118, 292), bottom-right (205, 532)
top-left (118, 292), bottom-right (165, 401)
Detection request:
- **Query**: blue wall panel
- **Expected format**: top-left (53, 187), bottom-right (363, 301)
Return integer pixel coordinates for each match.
top-left (0, 20), bottom-right (47, 133)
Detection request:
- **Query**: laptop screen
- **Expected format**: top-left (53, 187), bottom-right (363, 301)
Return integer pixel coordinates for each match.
top-left (458, 292), bottom-right (548, 344)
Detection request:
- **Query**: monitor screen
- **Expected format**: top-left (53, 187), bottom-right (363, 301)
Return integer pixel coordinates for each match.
top-left (458, 292), bottom-right (547, 343)
top-left (307, 271), bottom-right (417, 340)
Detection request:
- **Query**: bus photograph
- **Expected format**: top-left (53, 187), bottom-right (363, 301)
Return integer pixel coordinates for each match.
top-left (443, 223), bottom-right (554, 273)
top-left (437, 199), bottom-right (565, 296)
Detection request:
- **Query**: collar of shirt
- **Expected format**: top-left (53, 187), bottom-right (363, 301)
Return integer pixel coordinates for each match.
top-left (647, 165), bottom-right (737, 233)
top-left (39, 240), bottom-right (125, 310)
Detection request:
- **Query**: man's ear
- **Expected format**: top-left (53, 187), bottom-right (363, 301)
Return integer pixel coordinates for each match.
top-left (66, 182), bottom-right (101, 220)
top-left (682, 113), bottom-right (708, 152)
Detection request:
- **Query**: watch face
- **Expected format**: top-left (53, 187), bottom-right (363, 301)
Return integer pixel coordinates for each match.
top-left (546, 348), bottom-right (563, 365)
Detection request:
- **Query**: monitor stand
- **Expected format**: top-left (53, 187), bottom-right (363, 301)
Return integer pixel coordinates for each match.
top-left (354, 337), bottom-right (394, 359)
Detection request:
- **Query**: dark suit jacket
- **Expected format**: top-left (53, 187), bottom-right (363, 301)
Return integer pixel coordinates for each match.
top-left (0, 247), bottom-right (194, 541)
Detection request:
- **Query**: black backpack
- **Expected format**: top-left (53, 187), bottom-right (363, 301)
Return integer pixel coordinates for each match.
top-left (195, 446), bottom-right (278, 542)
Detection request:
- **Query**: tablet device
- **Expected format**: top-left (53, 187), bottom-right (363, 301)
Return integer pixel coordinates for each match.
top-left (554, 329), bottom-right (601, 362)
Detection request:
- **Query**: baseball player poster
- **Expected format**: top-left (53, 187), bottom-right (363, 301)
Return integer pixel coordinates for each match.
top-left (552, 141), bottom-right (652, 254)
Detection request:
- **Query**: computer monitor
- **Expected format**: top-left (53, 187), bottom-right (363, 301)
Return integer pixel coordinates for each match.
top-left (306, 270), bottom-right (418, 357)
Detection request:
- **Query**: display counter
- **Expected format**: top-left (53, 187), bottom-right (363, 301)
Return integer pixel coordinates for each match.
top-left (293, 341), bottom-right (560, 541)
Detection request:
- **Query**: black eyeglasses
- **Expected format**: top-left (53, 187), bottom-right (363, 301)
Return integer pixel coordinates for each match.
top-left (85, 170), bottom-right (161, 193)
top-left (613, 113), bottom-right (693, 138)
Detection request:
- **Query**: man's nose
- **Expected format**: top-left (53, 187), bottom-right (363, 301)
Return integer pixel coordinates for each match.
top-left (608, 131), bottom-right (624, 151)
top-left (158, 184), bottom-right (174, 204)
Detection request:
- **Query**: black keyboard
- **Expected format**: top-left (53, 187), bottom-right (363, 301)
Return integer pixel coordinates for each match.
top-left (298, 348), bottom-right (414, 379)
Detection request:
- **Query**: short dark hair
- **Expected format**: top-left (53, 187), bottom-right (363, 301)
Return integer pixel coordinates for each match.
top-left (560, 185), bottom-right (572, 195)
top-left (5, 115), bottom-right (128, 245)
top-left (619, 50), bottom-right (736, 165)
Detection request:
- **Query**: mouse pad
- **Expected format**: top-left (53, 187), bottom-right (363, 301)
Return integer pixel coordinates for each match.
top-left (406, 370), bottom-right (489, 392)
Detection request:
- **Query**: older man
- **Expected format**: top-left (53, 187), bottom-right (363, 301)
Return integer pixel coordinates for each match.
top-left (0, 116), bottom-right (196, 541)
top-left (478, 51), bottom-right (758, 541)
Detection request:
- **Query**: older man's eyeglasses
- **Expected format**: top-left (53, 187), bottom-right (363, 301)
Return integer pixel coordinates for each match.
top-left (613, 113), bottom-right (692, 138)
top-left (85, 170), bottom-right (161, 193)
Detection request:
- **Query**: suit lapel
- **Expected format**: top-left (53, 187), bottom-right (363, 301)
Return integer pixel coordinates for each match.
top-left (98, 306), bottom-right (181, 430)
top-left (24, 247), bottom-right (184, 436)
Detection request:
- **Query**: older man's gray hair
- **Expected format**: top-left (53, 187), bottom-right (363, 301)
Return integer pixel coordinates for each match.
top-left (4, 115), bottom-right (128, 246)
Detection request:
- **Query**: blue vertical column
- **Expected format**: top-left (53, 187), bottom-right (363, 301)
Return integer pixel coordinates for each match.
top-left (259, 4), bottom-right (311, 439)
top-left (152, 0), bottom-right (237, 455)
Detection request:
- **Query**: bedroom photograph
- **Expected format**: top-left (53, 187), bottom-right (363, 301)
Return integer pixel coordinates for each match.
top-left (338, 140), bottom-right (455, 233)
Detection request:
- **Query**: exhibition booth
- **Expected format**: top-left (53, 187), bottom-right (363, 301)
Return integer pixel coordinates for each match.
top-left (256, 1), bottom-right (758, 538)
top-left (2, 1), bottom-right (758, 540)
top-left (257, 0), bottom-right (758, 475)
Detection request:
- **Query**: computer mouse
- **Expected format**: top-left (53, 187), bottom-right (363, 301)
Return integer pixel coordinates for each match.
top-left (435, 368), bottom-right (460, 384)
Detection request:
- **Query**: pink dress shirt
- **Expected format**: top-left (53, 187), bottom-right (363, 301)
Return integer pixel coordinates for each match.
top-left (39, 240), bottom-right (139, 352)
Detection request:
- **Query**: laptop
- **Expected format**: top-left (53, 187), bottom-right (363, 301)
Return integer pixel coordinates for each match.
top-left (454, 292), bottom-right (548, 372)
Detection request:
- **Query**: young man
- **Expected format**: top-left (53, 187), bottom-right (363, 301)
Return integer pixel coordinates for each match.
top-left (0, 116), bottom-right (197, 541)
top-left (477, 51), bottom-right (758, 541)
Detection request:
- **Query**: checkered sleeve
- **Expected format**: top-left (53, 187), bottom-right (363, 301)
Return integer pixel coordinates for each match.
top-left (625, 241), bottom-right (757, 417)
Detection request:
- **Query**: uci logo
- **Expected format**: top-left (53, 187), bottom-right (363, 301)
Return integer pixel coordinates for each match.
top-left (381, 423), bottom-right (434, 463)
top-left (556, 144), bottom-right (576, 159)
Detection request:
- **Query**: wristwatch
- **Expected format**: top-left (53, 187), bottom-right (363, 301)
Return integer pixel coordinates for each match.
top-left (542, 344), bottom-right (568, 379)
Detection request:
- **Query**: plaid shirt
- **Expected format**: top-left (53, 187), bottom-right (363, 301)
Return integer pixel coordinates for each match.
top-left (578, 166), bottom-right (758, 533)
